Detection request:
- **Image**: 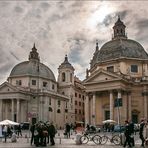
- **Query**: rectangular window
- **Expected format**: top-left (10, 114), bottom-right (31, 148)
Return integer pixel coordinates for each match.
top-left (58, 100), bottom-right (61, 107)
top-left (107, 66), bottom-right (114, 72)
top-left (79, 110), bottom-right (81, 114)
top-left (43, 82), bottom-right (47, 87)
top-left (16, 80), bottom-right (22, 86)
top-left (19, 80), bottom-right (22, 85)
top-left (79, 94), bottom-right (81, 98)
top-left (131, 65), bottom-right (138, 73)
top-left (105, 110), bottom-right (110, 120)
top-left (49, 98), bottom-right (51, 105)
top-left (75, 101), bottom-right (77, 105)
top-left (75, 93), bottom-right (77, 97)
top-left (52, 84), bottom-right (54, 90)
top-left (79, 102), bottom-right (81, 106)
top-left (75, 109), bottom-right (77, 114)
top-left (32, 80), bottom-right (36, 85)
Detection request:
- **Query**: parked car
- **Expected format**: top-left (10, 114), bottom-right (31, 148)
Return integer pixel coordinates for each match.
top-left (20, 122), bottom-right (30, 130)
top-left (114, 125), bottom-right (125, 133)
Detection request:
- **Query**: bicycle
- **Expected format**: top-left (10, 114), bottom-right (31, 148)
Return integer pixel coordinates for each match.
top-left (80, 132), bottom-right (102, 145)
top-left (100, 134), bottom-right (121, 145)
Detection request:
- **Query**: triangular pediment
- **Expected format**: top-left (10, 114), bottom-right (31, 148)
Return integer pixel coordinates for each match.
top-left (0, 82), bottom-right (19, 93)
top-left (84, 69), bottom-right (122, 83)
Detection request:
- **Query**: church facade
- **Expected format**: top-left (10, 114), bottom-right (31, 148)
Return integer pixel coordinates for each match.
top-left (84, 17), bottom-right (148, 125)
top-left (0, 44), bottom-right (85, 128)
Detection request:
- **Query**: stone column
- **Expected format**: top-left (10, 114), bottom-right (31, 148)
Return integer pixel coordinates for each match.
top-left (143, 86), bottom-right (148, 119)
top-left (16, 99), bottom-right (20, 122)
top-left (128, 93), bottom-right (132, 120)
top-left (92, 93), bottom-right (96, 125)
top-left (144, 94), bottom-right (148, 119)
top-left (85, 94), bottom-right (89, 126)
top-left (109, 91), bottom-right (113, 120)
top-left (11, 99), bottom-right (14, 121)
top-left (117, 90), bottom-right (122, 125)
top-left (0, 100), bottom-right (2, 120)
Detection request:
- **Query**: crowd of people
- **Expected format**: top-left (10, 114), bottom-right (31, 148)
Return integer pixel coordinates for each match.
top-left (2, 124), bottom-right (22, 143)
top-left (123, 119), bottom-right (148, 147)
top-left (30, 121), bottom-right (56, 147)
top-left (1, 119), bottom-right (148, 147)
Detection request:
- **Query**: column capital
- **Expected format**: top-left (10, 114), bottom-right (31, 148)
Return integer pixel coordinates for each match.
top-left (86, 92), bottom-right (96, 97)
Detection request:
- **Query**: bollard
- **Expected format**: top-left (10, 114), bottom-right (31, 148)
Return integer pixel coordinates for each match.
top-left (26, 134), bottom-right (29, 143)
top-left (59, 137), bottom-right (61, 144)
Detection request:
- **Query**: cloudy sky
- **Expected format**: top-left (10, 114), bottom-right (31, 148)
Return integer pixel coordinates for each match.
top-left (0, 0), bottom-right (148, 83)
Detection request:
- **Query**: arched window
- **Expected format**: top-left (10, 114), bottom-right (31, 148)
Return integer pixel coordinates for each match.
top-left (62, 72), bottom-right (65, 82)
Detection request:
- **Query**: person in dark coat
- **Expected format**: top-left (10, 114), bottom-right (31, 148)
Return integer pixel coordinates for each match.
top-left (139, 119), bottom-right (145, 147)
top-left (65, 123), bottom-right (71, 138)
top-left (30, 124), bottom-right (35, 145)
top-left (129, 121), bottom-right (135, 146)
top-left (48, 121), bottom-right (56, 146)
top-left (123, 120), bottom-right (132, 148)
top-left (17, 124), bottom-right (22, 137)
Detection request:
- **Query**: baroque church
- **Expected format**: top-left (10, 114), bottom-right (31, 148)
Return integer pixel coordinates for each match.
top-left (84, 17), bottom-right (148, 125)
top-left (0, 44), bottom-right (85, 128)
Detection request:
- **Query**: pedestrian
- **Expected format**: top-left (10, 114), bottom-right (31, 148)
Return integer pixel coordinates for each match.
top-left (139, 118), bottom-right (145, 147)
top-left (30, 123), bottom-right (35, 145)
top-left (129, 120), bottom-right (135, 146)
top-left (48, 121), bottom-right (56, 146)
top-left (17, 124), bottom-right (22, 137)
top-left (86, 123), bottom-right (90, 132)
top-left (123, 120), bottom-right (132, 148)
top-left (65, 123), bottom-right (71, 138)
top-left (3, 125), bottom-right (7, 143)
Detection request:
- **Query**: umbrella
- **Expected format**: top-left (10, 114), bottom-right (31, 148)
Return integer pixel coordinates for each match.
top-left (0, 119), bottom-right (19, 125)
top-left (102, 119), bottom-right (116, 124)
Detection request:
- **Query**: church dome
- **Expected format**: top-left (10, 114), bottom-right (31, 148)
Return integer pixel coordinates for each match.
top-left (9, 44), bottom-right (56, 81)
top-left (90, 17), bottom-right (148, 68)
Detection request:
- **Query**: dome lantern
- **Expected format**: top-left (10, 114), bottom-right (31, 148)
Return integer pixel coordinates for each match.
top-left (113, 16), bottom-right (127, 40)
top-left (29, 43), bottom-right (40, 61)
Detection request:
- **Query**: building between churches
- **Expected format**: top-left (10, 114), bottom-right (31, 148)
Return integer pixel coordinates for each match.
top-left (0, 44), bottom-right (85, 129)
top-left (84, 17), bottom-right (148, 125)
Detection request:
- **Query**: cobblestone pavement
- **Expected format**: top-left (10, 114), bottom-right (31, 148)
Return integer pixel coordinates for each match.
top-left (0, 130), bottom-right (143, 148)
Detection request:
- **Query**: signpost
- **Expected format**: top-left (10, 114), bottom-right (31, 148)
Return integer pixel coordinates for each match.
top-left (114, 98), bottom-right (122, 125)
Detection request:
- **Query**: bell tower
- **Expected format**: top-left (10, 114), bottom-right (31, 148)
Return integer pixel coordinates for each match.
top-left (58, 55), bottom-right (74, 86)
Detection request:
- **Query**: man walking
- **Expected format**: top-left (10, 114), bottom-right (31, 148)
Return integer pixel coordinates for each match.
top-left (48, 121), bottom-right (56, 146)
top-left (123, 120), bottom-right (132, 148)
top-left (129, 120), bottom-right (135, 146)
top-left (139, 119), bottom-right (145, 147)
top-left (30, 123), bottom-right (35, 145)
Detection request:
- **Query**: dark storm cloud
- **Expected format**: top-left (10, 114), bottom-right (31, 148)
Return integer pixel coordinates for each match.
top-left (135, 19), bottom-right (148, 41)
top-left (26, 8), bottom-right (41, 19)
top-left (1, 2), bottom-right (9, 7)
top-left (102, 10), bottom-right (129, 27)
top-left (69, 40), bottom-right (82, 63)
top-left (14, 6), bottom-right (23, 13)
top-left (40, 2), bottom-right (50, 11)
top-left (136, 19), bottom-right (148, 29)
